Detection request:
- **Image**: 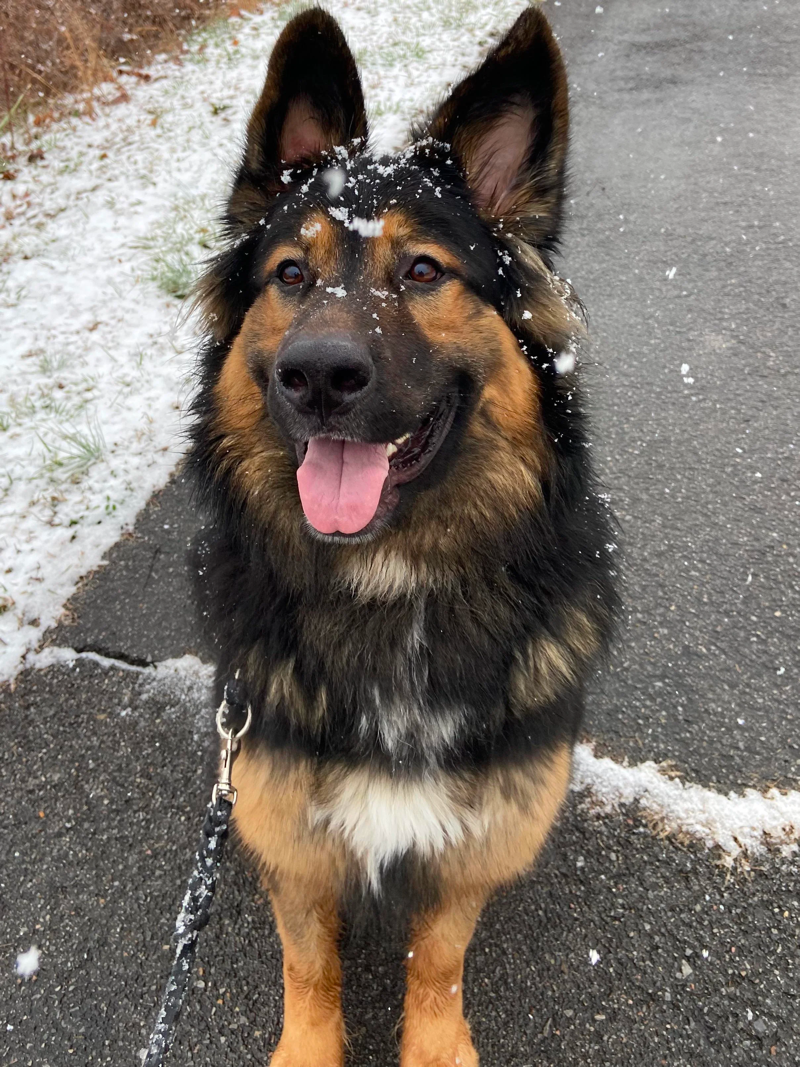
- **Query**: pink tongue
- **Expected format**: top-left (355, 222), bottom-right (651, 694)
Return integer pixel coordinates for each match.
top-left (297, 438), bottom-right (389, 534)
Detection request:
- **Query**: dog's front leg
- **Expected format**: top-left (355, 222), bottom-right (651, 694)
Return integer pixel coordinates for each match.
top-left (400, 895), bottom-right (485, 1067)
top-left (268, 885), bottom-right (344, 1067)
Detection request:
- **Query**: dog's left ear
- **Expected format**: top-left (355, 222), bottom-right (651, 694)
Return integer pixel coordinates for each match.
top-left (228, 8), bottom-right (367, 227)
top-left (420, 7), bottom-right (568, 246)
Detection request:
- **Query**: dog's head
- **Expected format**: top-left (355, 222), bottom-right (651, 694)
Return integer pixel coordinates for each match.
top-left (197, 7), bottom-right (584, 577)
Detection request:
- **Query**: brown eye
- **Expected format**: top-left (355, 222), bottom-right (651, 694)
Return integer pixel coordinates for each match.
top-left (278, 261), bottom-right (304, 286)
top-left (407, 257), bottom-right (442, 284)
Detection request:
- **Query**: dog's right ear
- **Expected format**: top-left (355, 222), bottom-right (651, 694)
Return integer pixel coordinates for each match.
top-left (228, 8), bottom-right (367, 228)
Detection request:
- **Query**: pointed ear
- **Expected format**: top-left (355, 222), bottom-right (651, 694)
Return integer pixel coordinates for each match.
top-left (229, 9), bottom-right (367, 226)
top-left (421, 7), bottom-right (568, 246)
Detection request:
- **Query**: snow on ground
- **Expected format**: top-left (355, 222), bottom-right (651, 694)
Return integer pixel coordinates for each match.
top-left (0, 0), bottom-right (528, 680)
top-left (572, 743), bottom-right (800, 860)
top-left (27, 646), bottom-right (215, 741)
top-left (14, 945), bottom-right (40, 979)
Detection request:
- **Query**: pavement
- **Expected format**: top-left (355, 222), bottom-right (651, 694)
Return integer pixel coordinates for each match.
top-left (1, 1), bottom-right (798, 1065)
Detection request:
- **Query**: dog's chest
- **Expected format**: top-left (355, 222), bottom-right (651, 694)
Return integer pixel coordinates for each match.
top-left (311, 767), bottom-right (485, 892)
top-left (356, 600), bottom-right (463, 763)
top-left (309, 604), bottom-right (489, 890)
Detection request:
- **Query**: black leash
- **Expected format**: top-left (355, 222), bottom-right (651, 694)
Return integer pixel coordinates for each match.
top-left (142, 687), bottom-right (251, 1067)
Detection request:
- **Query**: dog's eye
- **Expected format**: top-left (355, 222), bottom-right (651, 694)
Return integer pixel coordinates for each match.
top-left (278, 261), bottom-right (304, 286)
top-left (406, 257), bottom-right (442, 284)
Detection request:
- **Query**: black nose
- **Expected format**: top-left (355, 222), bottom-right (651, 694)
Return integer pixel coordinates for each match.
top-left (274, 336), bottom-right (374, 420)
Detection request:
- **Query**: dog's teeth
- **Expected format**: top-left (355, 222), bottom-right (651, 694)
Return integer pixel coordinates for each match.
top-left (387, 434), bottom-right (410, 459)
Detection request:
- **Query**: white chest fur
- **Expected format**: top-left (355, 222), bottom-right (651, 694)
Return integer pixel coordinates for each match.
top-left (311, 768), bottom-right (486, 892)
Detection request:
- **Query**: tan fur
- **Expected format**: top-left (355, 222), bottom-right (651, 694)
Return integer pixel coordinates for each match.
top-left (268, 886), bottom-right (345, 1067)
top-left (510, 635), bottom-right (574, 709)
top-left (510, 237), bottom-right (586, 349)
top-left (211, 323), bottom-right (306, 559)
top-left (407, 277), bottom-right (501, 356)
top-left (405, 279), bottom-right (550, 495)
top-left (368, 217), bottom-right (465, 276)
top-left (563, 606), bottom-right (602, 661)
top-left (510, 607), bottom-right (603, 710)
top-left (298, 210), bottom-right (342, 279)
top-left (261, 658), bottom-right (329, 735)
top-left (232, 747), bottom-right (350, 893)
top-left (234, 743), bottom-right (571, 1066)
top-left (232, 611), bottom-right (574, 1067)
top-left (437, 742), bottom-right (572, 894)
top-left (233, 741), bottom-right (570, 895)
top-left (401, 898), bottom-right (483, 1067)
top-left (337, 545), bottom-right (432, 601)
top-left (477, 330), bottom-right (541, 448)
top-left (400, 746), bottom-right (571, 1065)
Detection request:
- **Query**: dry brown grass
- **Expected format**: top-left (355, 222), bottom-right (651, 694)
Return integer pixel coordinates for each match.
top-left (0, 0), bottom-right (261, 140)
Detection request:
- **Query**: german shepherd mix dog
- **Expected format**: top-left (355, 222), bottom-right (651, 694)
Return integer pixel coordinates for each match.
top-left (191, 5), bottom-right (617, 1064)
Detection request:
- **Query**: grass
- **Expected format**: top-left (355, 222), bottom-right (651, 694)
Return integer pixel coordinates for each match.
top-left (0, 91), bottom-right (24, 134)
top-left (0, 91), bottom-right (24, 171)
top-left (38, 352), bottom-right (70, 376)
top-left (275, 1), bottom-right (307, 26)
top-left (151, 250), bottom-right (197, 300)
top-left (4, 370), bottom-right (98, 450)
top-left (38, 419), bottom-right (106, 479)
top-left (0, 273), bottom-right (26, 307)
top-left (364, 40), bottom-right (428, 69)
top-left (134, 191), bottom-right (218, 300)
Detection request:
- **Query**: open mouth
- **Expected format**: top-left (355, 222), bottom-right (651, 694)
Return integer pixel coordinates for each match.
top-left (294, 393), bottom-right (458, 537)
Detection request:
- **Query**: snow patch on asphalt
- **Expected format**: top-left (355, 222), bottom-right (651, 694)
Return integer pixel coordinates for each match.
top-left (28, 644), bottom-right (176, 674)
top-left (14, 945), bottom-right (40, 979)
top-left (27, 644), bottom-right (213, 684)
top-left (573, 743), bottom-right (800, 859)
top-left (27, 646), bottom-right (215, 741)
top-left (0, 0), bottom-right (529, 681)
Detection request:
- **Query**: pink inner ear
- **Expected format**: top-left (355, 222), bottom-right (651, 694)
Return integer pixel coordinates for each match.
top-left (468, 105), bottom-right (534, 214)
top-left (280, 96), bottom-right (329, 163)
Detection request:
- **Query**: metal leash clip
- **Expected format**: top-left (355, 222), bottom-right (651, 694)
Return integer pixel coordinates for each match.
top-left (212, 697), bottom-right (252, 807)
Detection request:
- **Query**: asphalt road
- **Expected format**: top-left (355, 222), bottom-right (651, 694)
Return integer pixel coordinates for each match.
top-left (2, 1), bottom-right (799, 1065)
top-left (563, 0), bottom-right (800, 791)
top-left (3, 659), bottom-right (798, 1066)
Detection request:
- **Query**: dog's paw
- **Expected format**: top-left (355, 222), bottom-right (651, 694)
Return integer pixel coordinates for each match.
top-left (269, 1030), bottom-right (344, 1067)
top-left (401, 1024), bottom-right (479, 1067)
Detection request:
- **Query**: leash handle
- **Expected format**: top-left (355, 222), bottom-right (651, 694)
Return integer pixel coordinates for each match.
top-left (142, 691), bottom-right (251, 1066)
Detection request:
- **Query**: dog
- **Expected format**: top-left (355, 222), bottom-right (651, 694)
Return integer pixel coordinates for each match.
top-left (190, 6), bottom-right (618, 1065)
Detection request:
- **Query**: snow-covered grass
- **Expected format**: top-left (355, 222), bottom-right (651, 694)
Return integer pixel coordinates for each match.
top-left (0, 0), bottom-right (529, 680)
